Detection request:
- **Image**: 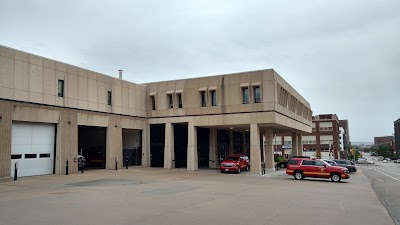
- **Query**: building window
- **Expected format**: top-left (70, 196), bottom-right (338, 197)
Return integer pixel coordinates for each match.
top-left (210, 90), bottom-right (217, 106)
top-left (168, 94), bottom-right (173, 109)
top-left (150, 96), bottom-right (156, 110)
top-left (200, 91), bottom-right (207, 107)
top-left (242, 87), bottom-right (249, 104)
top-left (107, 91), bottom-right (112, 105)
top-left (176, 93), bottom-right (182, 108)
top-left (58, 80), bottom-right (64, 97)
top-left (253, 86), bottom-right (261, 103)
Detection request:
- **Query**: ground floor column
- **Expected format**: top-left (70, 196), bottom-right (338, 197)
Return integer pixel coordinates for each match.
top-left (164, 123), bottom-right (174, 169)
top-left (264, 128), bottom-right (275, 171)
top-left (229, 130), bottom-right (234, 154)
top-left (209, 128), bottom-right (217, 168)
top-left (107, 117), bottom-right (122, 170)
top-left (187, 122), bottom-right (198, 171)
top-left (291, 132), bottom-right (298, 157)
top-left (250, 123), bottom-right (262, 174)
top-left (141, 124), bottom-right (150, 167)
top-left (297, 134), bottom-right (303, 156)
top-left (0, 101), bottom-right (12, 179)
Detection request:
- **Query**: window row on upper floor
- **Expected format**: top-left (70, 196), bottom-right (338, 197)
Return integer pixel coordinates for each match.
top-left (148, 83), bottom-right (263, 110)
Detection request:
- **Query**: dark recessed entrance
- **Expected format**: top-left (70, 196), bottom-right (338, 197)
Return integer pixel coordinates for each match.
top-left (233, 131), bottom-right (243, 154)
top-left (217, 129), bottom-right (229, 164)
top-left (197, 128), bottom-right (210, 168)
top-left (174, 124), bottom-right (188, 168)
top-left (150, 124), bottom-right (165, 167)
top-left (78, 126), bottom-right (106, 169)
top-left (122, 129), bottom-right (142, 166)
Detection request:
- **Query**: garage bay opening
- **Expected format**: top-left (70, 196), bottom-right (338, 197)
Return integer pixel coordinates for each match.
top-left (122, 129), bottom-right (142, 167)
top-left (174, 124), bottom-right (188, 168)
top-left (150, 124), bottom-right (165, 167)
top-left (78, 126), bottom-right (106, 169)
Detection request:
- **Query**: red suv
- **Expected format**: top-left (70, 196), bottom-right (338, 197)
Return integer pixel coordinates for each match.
top-left (286, 158), bottom-right (350, 182)
top-left (220, 154), bottom-right (249, 173)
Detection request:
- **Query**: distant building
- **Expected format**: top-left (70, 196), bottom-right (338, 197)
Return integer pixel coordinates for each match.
top-left (273, 114), bottom-right (349, 159)
top-left (395, 118), bottom-right (400, 156)
top-left (374, 136), bottom-right (394, 146)
top-left (339, 120), bottom-right (351, 159)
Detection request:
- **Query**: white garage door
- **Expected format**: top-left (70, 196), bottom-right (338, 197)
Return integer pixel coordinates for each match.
top-left (11, 122), bottom-right (55, 177)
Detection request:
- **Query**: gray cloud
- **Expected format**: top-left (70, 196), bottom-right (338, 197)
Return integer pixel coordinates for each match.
top-left (1, 0), bottom-right (399, 141)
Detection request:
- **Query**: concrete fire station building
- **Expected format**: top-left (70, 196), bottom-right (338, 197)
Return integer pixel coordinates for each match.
top-left (0, 45), bottom-right (312, 180)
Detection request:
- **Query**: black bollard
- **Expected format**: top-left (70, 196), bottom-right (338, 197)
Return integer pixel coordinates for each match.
top-left (126, 156), bottom-right (129, 169)
top-left (115, 157), bottom-right (118, 170)
top-left (66, 160), bottom-right (69, 175)
top-left (14, 162), bottom-right (18, 181)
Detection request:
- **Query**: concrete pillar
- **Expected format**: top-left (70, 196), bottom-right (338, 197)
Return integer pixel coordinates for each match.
top-left (164, 123), bottom-right (174, 169)
top-left (106, 118), bottom-right (122, 170)
top-left (297, 134), bottom-right (303, 156)
top-left (242, 132), bottom-right (246, 155)
top-left (250, 123), bottom-right (262, 174)
top-left (209, 128), bottom-right (217, 168)
top-left (187, 122), bottom-right (198, 171)
top-left (264, 128), bottom-right (275, 171)
top-left (0, 101), bottom-right (12, 179)
top-left (229, 130), bottom-right (234, 154)
top-left (141, 124), bottom-right (150, 167)
top-left (291, 132), bottom-right (298, 157)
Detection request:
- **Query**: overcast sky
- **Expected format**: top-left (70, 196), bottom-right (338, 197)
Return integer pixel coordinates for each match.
top-left (1, 0), bottom-right (399, 142)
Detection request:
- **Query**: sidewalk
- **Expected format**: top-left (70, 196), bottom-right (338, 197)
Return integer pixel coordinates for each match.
top-left (0, 167), bottom-right (394, 225)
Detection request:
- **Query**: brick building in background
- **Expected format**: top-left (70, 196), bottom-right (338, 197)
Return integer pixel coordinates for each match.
top-left (273, 114), bottom-right (350, 159)
top-left (374, 136), bottom-right (394, 146)
top-left (395, 118), bottom-right (400, 157)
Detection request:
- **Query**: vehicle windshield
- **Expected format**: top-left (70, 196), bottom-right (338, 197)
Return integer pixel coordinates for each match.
top-left (225, 156), bottom-right (239, 161)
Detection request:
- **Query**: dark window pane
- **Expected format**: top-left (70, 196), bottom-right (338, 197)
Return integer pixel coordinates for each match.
top-left (211, 90), bottom-right (217, 106)
top-left (254, 86), bottom-right (261, 103)
top-left (58, 80), bottom-right (64, 97)
top-left (11, 154), bottom-right (22, 159)
top-left (301, 160), bottom-right (315, 165)
top-left (177, 94), bottom-right (182, 108)
top-left (242, 88), bottom-right (249, 104)
top-left (288, 159), bottom-right (299, 165)
top-left (40, 153), bottom-right (51, 158)
top-left (151, 96), bottom-right (156, 110)
top-left (107, 91), bottom-right (112, 105)
top-left (201, 92), bottom-right (207, 107)
top-left (25, 154), bottom-right (37, 159)
top-left (168, 94), bottom-right (173, 108)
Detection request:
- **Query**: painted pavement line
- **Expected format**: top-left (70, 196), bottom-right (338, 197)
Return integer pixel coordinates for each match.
top-left (376, 167), bottom-right (400, 176)
top-left (374, 168), bottom-right (400, 182)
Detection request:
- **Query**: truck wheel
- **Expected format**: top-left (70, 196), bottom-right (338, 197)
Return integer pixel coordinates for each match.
top-left (280, 164), bottom-right (285, 168)
top-left (293, 171), bottom-right (304, 180)
top-left (331, 173), bottom-right (341, 182)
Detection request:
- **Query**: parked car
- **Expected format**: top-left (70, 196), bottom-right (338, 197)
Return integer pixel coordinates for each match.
top-left (358, 159), bottom-right (375, 164)
top-left (277, 160), bottom-right (289, 168)
top-left (383, 159), bottom-right (388, 163)
top-left (277, 156), bottom-right (310, 168)
top-left (322, 159), bottom-right (338, 166)
top-left (333, 160), bottom-right (357, 172)
top-left (220, 154), bottom-right (249, 173)
top-left (395, 159), bottom-right (400, 163)
top-left (286, 158), bottom-right (350, 182)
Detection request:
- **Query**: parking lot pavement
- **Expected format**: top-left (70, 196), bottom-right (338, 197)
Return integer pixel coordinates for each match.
top-left (0, 167), bottom-right (395, 225)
